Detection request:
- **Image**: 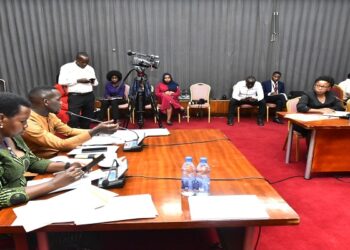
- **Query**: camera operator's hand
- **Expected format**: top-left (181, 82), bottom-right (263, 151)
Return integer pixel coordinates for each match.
top-left (89, 120), bottom-right (119, 136)
top-left (77, 78), bottom-right (93, 84)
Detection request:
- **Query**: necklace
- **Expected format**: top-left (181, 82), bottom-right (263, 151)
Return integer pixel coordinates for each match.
top-left (2, 139), bottom-right (17, 158)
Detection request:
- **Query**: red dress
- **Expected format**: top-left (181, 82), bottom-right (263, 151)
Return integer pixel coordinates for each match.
top-left (155, 82), bottom-right (182, 113)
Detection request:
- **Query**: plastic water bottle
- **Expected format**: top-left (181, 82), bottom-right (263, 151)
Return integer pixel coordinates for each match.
top-left (181, 156), bottom-right (196, 196)
top-left (195, 157), bottom-right (210, 195)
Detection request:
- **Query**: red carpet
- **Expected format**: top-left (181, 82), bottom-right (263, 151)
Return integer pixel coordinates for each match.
top-left (127, 116), bottom-right (350, 250)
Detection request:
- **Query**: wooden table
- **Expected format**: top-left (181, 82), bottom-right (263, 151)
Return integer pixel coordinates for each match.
top-left (283, 113), bottom-right (350, 179)
top-left (0, 129), bottom-right (299, 250)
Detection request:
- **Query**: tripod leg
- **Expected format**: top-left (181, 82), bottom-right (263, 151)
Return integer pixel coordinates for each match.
top-left (149, 94), bottom-right (163, 128)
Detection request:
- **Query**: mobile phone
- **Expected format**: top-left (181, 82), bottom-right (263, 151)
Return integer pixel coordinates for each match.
top-left (81, 147), bottom-right (107, 153)
top-left (81, 154), bottom-right (106, 172)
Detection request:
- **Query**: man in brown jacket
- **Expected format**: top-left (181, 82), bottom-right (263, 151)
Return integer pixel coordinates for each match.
top-left (23, 86), bottom-right (119, 158)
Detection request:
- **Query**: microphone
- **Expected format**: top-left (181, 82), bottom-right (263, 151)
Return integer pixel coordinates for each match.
top-left (119, 127), bottom-right (144, 152)
top-left (98, 160), bottom-right (126, 188)
top-left (66, 111), bottom-right (102, 123)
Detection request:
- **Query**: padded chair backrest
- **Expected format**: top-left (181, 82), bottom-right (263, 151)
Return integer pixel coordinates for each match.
top-left (190, 83), bottom-right (211, 102)
top-left (0, 79), bottom-right (6, 92)
top-left (330, 85), bottom-right (344, 101)
top-left (286, 97), bottom-right (301, 113)
top-left (124, 84), bottom-right (130, 99)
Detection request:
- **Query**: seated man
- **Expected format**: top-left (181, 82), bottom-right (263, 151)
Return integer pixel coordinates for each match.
top-left (22, 86), bottom-right (119, 158)
top-left (261, 71), bottom-right (287, 124)
top-left (338, 73), bottom-right (350, 102)
top-left (227, 76), bottom-right (266, 126)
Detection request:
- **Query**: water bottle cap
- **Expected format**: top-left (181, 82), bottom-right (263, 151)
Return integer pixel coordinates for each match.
top-left (199, 157), bottom-right (207, 163)
top-left (185, 156), bottom-right (193, 162)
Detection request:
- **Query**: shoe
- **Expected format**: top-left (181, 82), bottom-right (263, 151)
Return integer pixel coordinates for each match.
top-left (166, 121), bottom-right (173, 125)
top-left (273, 117), bottom-right (284, 124)
top-left (227, 118), bottom-right (234, 126)
top-left (257, 119), bottom-right (264, 126)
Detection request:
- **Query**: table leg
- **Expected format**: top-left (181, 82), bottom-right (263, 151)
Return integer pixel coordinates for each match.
top-left (13, 233), bottom-right (29, 250)
top-left (243, 226), bottom-right (257, 250)
top-left (305, 130), bottom-right (316, 179)
top-left (285, 124), bottom-right (293, 164)
top-left (36, 232), bottom-right (50, 250)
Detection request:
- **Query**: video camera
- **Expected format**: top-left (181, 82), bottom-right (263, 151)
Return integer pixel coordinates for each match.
top-left (127, 50), bottom-right (160, 69)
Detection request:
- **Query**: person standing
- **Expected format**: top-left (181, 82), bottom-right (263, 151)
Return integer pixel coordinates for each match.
top-left (227, 76), bottom-right (266, 126)
top-left (261, 71), bottom-right (287, 124)
top-left (58, 52), bottom-right (98, 128)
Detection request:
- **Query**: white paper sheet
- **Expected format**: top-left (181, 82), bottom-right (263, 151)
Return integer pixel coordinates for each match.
top-left (74, 194), bottom-right (158, 225)
top-left (285, 113), bottom-right (337, 122)
top-left (188, 195), bottom-right (269, 221)
top-left (13, 185), bottom-right (117, 232)
top-left (67, 145), bottom-right (118, 157)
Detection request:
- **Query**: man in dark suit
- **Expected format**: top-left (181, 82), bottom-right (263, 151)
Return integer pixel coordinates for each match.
top-left (261, 71), bottom-right (287, 124)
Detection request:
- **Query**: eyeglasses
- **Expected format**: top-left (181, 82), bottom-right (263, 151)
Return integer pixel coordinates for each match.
top-left (315, 84), bottom-right (330, 89)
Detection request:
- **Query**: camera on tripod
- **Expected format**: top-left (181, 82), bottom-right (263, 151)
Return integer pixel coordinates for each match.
top-left (127, 50), bottom-right (160, 69)
top-left (126, 50), bottom-right (163, 129)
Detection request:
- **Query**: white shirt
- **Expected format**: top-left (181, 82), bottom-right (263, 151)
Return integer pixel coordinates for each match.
top-left (58, 61), bottom-right (98, 93)
top-left (338, 79), bottom-right (350, 100)
top-left (232, 80), bottom-right (264, 101)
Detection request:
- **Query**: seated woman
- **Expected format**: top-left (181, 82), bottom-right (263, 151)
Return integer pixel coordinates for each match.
top-left (155, 73), bottom-right (184, 125)
top-left (98, 70), bottom-right (127, 122)
top-left (0, 93), bottom-right (84, 208)
top-left (295, 75), bottom-right (345, 138)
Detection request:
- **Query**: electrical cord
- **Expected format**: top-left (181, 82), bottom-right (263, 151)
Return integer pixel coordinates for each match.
top-left (254, 226), bottom-right (261, 250)
top-left (265, 175), bottom-right (304, 184)
top-left (334, 175), bottom-right (350, 183)
top-left (143, 137), bottom-right (229, 147)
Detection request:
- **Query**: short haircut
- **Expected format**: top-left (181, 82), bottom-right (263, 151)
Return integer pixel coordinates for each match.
top-left (28, 86), bottom-right (55, 103)
top-left (106, 70), bottom-right (122, 81)
top-left (314, 76), bottom-right (335, 87)
top-left (273, 71), bottom-right (282, 76)
top-left (246, 76), bottom-right (256, 83)
top-left (0, 93), bottom-right (31, 117)
top-left (75, 52), bottom-right (89, 59)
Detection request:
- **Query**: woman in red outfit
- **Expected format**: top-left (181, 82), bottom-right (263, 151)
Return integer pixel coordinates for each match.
top-left (155, 73), bottom-right (184, 125)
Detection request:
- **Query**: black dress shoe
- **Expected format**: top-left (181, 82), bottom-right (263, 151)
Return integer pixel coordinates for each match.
top-left (273, 117), bottom-right (284, 124)
top-left (227, 118), bottom-right (234, 126)
top-left (257, 119), bottom-right (264, 126)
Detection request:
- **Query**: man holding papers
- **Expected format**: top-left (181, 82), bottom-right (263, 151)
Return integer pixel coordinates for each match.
top-left (23, 86), bottom-right (119, 158)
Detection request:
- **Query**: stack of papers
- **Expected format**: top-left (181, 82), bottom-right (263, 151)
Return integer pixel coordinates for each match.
top-left (13, 185), bottom-right (158, 232)
top-left (82, 128), bottom-right (170, 146)
top-left (284, 113), bottom-right (337, 122)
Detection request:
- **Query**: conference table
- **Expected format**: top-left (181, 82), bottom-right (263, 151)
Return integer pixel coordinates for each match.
top-left (283, 113), bottom-right (350, 179)
top-left (0, 129), bottom-right (299, 250)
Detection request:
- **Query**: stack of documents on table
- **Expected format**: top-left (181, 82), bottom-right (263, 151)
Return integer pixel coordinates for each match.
top-left (82, 128), bottom-right (170, 146)
top-left (188, 195), bottom-right (269, 220)
top-left (284, 113), bottom-right (337, 122)
top-left (322, 111), bottom-right (350, 118)
top-left (12, 185), bottom-right (158, 232)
